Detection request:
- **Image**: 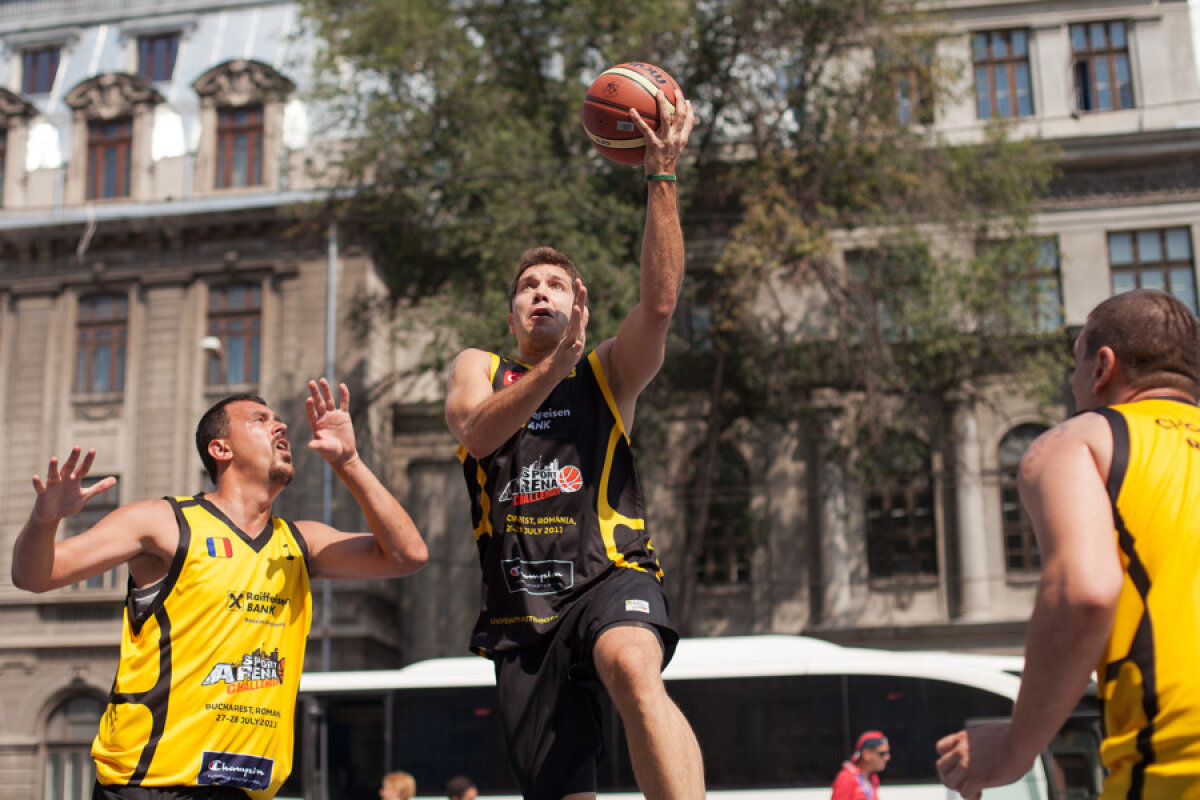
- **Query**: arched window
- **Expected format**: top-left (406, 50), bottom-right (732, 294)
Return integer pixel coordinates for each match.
top-left (42, 695), bottom-right (105, 800)
top-left (998, 423), bottom-right (1048, 574)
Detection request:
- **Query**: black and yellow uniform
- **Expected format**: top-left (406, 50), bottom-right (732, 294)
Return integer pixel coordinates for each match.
top-left (93, 495), bottom-right (311, 800)
top-left (458, 350), bottom-right (664, 656)
top-left (1095, 398), bottom-right (1200, 800)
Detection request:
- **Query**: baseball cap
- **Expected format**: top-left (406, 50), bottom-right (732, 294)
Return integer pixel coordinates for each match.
top-left (853, 730), bottom-right (888, 758)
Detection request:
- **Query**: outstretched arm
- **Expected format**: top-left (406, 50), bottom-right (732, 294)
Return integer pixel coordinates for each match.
top-left (300, 378), bottom-right (428, 580)
top-left (600, 86), bottom-right (696, 431)
top-left (445, 283), bottom-right (589, 459)
top-left (12, 447), bottom-right (172, 592)
top-left (936, 415), bottom-right (1121, 798)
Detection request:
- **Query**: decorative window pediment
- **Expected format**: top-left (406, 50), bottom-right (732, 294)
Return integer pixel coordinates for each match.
top-left (65, 73), bottom-right (162, 120)
top-left (0, 88), bottom-right (37, 121)
top-left (193, 59), bottom-right (294, 107)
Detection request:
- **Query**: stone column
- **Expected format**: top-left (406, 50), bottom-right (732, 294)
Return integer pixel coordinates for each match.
top-left (954, 403), bottom-right (993, 619)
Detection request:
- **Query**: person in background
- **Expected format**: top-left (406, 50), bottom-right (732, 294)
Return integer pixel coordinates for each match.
top-left (832, 730), bottom-right (890, 800)
top-left (445, 774), bottom-right (477, 800)
top-left (379, 771), bottom-right (417, 800)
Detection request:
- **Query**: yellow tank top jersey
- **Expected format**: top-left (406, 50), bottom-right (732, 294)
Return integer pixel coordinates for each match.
top-left (1095, 398), bottom-right (1200, 800)
top-left (93, 494), bottom-right (312, 799)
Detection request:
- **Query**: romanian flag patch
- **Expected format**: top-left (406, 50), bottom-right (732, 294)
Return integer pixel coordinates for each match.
top-left (206, 537), bottom-right (233, 558)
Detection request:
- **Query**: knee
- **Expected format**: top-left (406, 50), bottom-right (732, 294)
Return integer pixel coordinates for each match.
top-left (595, 630), bottom-right (665, 709)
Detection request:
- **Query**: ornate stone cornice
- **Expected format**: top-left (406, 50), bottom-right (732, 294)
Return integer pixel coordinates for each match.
top-left (192, 59), bottom-right (294, 107)
top-left (0, 88), bottom-right (37, 121)
top-left (64, 73), bottom-right (163, 119)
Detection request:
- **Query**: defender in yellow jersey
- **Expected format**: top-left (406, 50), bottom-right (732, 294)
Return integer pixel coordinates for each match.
top-left (12, 379), bottom-right (428, 799)
top-left (937, 289), bottom-right (1200, 800)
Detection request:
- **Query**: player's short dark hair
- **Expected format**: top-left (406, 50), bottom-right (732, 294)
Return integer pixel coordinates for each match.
top-left (508, 246), bottom-right (583, 310)
top-left (196, 393), bottom-right (268, 483)
top-left (1081, 289), bottom-right (1200, 399)
top-left (445, 775), bottom-right (476, 800)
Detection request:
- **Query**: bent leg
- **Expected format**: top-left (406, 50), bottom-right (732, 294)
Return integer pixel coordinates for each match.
top-left (593, 625), bottom-right (704, 800)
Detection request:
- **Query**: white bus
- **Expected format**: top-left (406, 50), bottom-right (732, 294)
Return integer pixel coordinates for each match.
top-left (281, 635), bottom-right (1102, 800)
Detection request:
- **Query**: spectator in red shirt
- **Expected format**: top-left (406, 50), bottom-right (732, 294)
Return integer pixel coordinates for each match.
top-left (832, 731), bottom-right (890, 800)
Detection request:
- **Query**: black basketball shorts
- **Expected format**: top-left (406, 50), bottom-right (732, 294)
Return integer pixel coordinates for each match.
top-left (493, 567), bottom-right (679, 800)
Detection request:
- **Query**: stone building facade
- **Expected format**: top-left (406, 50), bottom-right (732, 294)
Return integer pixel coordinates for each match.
top-left (1, 0), bottom-right (1200, 798)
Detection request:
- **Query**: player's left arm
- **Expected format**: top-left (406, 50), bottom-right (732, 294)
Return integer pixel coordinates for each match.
top-left (601, 87), bottom-right (695, 431)
top-left (301, 378), bottom-right (428, 579)
top-left (937, 413), bottom-right (1122, 798)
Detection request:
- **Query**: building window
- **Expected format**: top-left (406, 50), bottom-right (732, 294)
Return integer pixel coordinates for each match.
top-left (207, 283), bottom-right (261, 385)
top-left (893, 68), bottom-right (934, 127)
top-left (43, 695), bottom-right (104, 800)
top-left (75, 294), bottom-right (128, 394)
top-left (216, 106), bottom-right (264, 189)
top-left (1109, 228), bottom-right (1197, 315)
top-left (689, 443), bottom-right (755, 585)
top-left (86, 118), bottom-right (132, 200)
top-left (63, 476), bottom-right (122, 590)
top-left (845, 248), bottom-right (918, 341)
top-left (866, 435), bottom-right (937, 580)
top-left (137, 33), bottom-right (179, 82)
top-left (998, 424), bottom-right (1046, 575)
top-left (1072, 21), bottom-right (1133, 113)
top-left (23, 46), bottom-right (60, 95)
top-left (972, 30), bottom-right (1035, 119)
top-left (980, 237), bottom-right (1063, 334)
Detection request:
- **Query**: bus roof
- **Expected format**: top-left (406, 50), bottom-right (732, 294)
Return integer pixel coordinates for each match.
top-left (298, 635), bottom-right (1026, 697)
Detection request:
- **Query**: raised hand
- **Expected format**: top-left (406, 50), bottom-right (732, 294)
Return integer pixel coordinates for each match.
top-left (305, 378), bottom-right (357, 467)
top-left (31, 446), bottom-right (117, 524)
top-left (631, 86), bottom-right (696, 176)
top-left (550, 279), bottom-right (589, 379)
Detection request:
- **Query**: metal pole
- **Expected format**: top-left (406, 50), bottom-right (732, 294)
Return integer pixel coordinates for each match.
top-left (320, 221), bottom-right (338, 671)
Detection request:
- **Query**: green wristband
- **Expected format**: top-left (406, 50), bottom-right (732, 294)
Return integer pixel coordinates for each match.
top-left (646, 173), bottom-right (677, 181)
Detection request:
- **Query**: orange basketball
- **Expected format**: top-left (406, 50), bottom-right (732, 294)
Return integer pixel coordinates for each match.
top-left (581, 62), bottom-right (681, 166)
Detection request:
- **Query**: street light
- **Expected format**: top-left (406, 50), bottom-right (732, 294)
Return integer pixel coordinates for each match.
top-left (202, 335), bottom-right (225, 384)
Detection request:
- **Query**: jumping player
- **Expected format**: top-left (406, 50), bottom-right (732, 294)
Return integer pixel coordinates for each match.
top-left (444, 87), bottom-right (702, 800)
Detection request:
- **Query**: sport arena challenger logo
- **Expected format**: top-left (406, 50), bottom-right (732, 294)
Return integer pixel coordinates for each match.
top-left (498, 457), bottom-right (583, 506)
top-left (202, 647), bottom-right (285, 693)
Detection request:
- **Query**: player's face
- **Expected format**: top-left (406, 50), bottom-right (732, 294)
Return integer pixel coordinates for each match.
top-left (224, 400), bottom-right (294, 486)
top-left (509, 264), bottom-right (576, 344)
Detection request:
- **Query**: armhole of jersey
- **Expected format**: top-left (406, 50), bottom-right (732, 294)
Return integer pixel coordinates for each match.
top-left (587, 350), bottom-right (629, 439)
top-left (286, 519), bottom-right (313, 574)
top-left (1094, 407), bottom-right (1130, 504)
top-left (125, 497), bottom-right (191, 634)
top-left (486, 352), bottom-right (502, 387)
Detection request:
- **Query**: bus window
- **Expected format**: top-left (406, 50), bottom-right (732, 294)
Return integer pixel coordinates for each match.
top-left (846, 675), bottom-right (1014, 783)
top-left (390, 686), bottom-right (518, 796)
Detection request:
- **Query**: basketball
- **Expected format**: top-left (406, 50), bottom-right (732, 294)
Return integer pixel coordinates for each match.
top-left (582, 62), bottom-right (681, 166)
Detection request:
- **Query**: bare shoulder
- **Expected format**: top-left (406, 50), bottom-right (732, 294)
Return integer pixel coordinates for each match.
top-left (447, 348), bottom-right (494, 388)
top-left (1021, 412), bottom-right (1114, 479)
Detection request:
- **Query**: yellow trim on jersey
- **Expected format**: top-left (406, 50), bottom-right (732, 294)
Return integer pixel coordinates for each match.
top-left (589, 352), bottom-right (661, 577)
top-left (588, 350), bottom-right (629, 441)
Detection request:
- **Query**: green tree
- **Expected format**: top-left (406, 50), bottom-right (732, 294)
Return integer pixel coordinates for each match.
top-left (298, 0), bottom-right (1068, 632)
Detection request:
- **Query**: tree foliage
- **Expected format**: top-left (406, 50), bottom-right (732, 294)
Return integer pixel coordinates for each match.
top-left (298, 0), bottom-right (1069, 628)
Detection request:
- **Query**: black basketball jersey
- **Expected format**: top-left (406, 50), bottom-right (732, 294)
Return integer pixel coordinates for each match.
top-left (458, 350), bottom-right (663, 656)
